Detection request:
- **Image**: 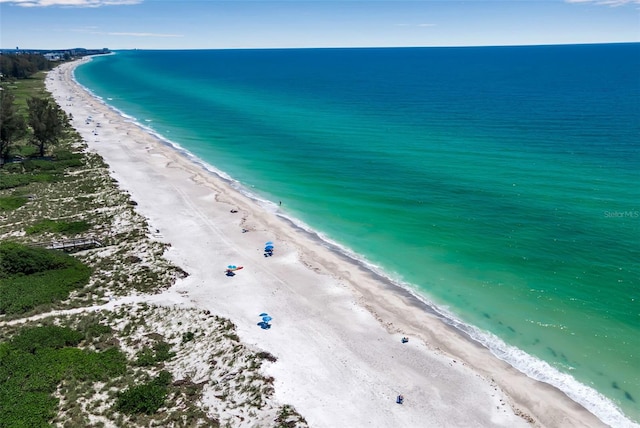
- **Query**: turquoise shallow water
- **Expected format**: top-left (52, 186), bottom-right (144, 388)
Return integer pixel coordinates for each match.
top-left (74, 44), bottom-right (640, 426)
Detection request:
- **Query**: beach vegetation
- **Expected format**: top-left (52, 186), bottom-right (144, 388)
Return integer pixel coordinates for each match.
top-left (1, 71), bottom-right (49, 116)
top-left (275, 405), bottom-right (307, 428)
top-left (1, 68), bottom-right (58, 163)
top-left (0, 324), bottom-right (127, 428)
top-left (0, 241), bottom-right (71, 276)
top-left (0, 169), bottom-right (58, 189)
top-left (0, 149), bottom-right (84, 189)
top-left (225, 332), bottom-right (240, 342)
top-left (182, 330), bottom-right (196, 343)
top-left (0, 88), bottom-right (27, 165)
top-left (0, 241), bottom-right (92, 315)
top-left (0, 193), bottom-right (28, 210)
top-left (274, 405), bottom-right (307, 428)
top-left (115, 370), bottom-right (172, 415)
top-left (255, 351), bottom-right (278, 362)
top-left (1, 161), bottom-right (23, 173)
top-left (135, 341), bottom-right (175, 366)
top-left (27, 96), bottom-right (67, 157)
top-left (76, 318), bottom-right (114, 344)
top-left (0, 53), bottom-right (52, 80)
top-left (23, 154), bottom-right (83, 171)
top-left (26, 218), bottom-right (91, 235)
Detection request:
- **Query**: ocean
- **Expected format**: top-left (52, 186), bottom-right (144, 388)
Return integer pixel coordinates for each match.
top-left (74, 44), bottom-right (640, 427)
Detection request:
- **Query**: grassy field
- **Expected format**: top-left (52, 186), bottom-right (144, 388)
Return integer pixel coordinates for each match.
top-left (3, 70), bottom-right (50, 116)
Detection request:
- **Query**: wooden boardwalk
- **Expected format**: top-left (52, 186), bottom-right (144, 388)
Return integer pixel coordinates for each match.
top-left (37, 237), bottom-right (104, 252)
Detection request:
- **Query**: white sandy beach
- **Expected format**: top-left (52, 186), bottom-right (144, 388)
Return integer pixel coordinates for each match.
top-left (46, 58), bottom-right (607, 428)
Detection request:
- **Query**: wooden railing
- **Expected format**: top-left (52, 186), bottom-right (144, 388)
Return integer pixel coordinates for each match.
top-left (35, 236), bottom-right (103, 252)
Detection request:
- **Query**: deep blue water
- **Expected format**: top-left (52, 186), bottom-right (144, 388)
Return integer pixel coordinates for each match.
top-left (75, 44), bottom-right (640, 426)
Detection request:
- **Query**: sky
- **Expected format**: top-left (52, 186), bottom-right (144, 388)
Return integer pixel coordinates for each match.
top-left (0, 0), bottom-right (638, 50)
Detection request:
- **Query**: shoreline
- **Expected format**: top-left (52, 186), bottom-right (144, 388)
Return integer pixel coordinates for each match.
top-left (48, 58), bottom-right (610, 427)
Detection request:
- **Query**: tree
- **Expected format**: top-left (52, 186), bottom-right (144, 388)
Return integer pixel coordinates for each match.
top-left (27, 97), bottom-right (65, 157)
top-left (0, 89), bottom-right (26, 166)
top-left (0, 54), bottom-right (51, 80)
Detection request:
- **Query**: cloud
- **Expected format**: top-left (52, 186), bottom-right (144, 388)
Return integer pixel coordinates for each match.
top-left (0, 0), bottom-right (141, 7)
top-left (565, 0), bottom-right (640, 6)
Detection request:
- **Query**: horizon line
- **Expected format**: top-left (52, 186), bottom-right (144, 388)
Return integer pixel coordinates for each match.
top-left (2, 41), bottom-right (639, 52)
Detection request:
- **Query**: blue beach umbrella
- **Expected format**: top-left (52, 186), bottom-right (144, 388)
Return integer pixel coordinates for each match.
top-left (227, 265), bottom-right (236, 269)
top-left (262, 316), bottom-right (273, 323)
top-left (265, 241), bottom-right (273, 245)
top-left (259, 313), bottom-right (269, 317)
top-left (265, 245), bottom-right (274, 250)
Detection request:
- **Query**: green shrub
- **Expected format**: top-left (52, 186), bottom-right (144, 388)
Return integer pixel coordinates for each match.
top-left (0, 242), bottom-right (92, 315)
top-left (153, 342), bottom-right (175, 362)
top-left (23, 159), bottom-right (58, 171)
top-left (0, 387), bottom-right (58, 428)
top-left (53, 149), bottom-right (82, 162)
top-left (275, 405), bottom-right (306, 428)
top-left (0, 242), bottom-right (69, 277)
top-left (182, 331), bottom-right (195, 343)
top-left (83, 323), bottom-right (113, 342)
top-left (26, 219), bottom-right (91, 235)
top-left (64, 347), bottom-right (127, 381)
top-left (0, 264), bottom-right (91, 314)
top-left (58, 158), bottom-right (83, 168)
top-left (2, 162), bottom-right (23, 173)
top-left (0, 155), bottom-right (81, 190)
top-left (256, 351), bottom-right (278, 363)
top-left (0, 195), bottom-right (28, 211)
top-left (14, 144), bottom-right (37, 158)
top-left (0, 171), bottom-right (58, 189)
top-left (11, 325), bottom-right (83, 353)
top-left (135, 347), bottom-right (156, 367)
top-left (135, 341), bottom-right (175, 366)
top-left (0, 326), bottom-right (127, 428)
top-left (115, 371), bottom-right (172, 415)
top-left (22, 157), bottom-right (82, 173)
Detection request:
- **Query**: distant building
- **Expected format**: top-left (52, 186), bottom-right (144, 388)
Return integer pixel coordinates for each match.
top-left (0, 48), bottom-right (111, 57)
top-left (43, 53), bottom-right (62, 61)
